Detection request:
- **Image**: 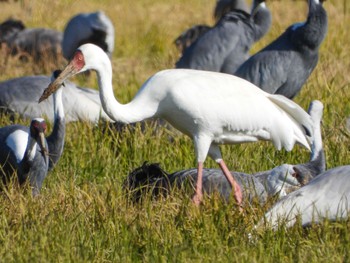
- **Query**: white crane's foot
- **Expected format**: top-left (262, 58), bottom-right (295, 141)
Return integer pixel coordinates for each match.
top-left (233, 184), bottom-right (243, 212)
top-left (192, 193), bottom-right (203, 206)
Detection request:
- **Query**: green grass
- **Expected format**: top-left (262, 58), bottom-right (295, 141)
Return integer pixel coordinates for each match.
top-left (0, 0), bottom-right (350, 262)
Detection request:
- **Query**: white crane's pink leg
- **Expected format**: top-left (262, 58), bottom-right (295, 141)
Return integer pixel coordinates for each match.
top-left (192, 162), bottom-right (204, 206)
top-left (218, 160), bottom-right (243, 209)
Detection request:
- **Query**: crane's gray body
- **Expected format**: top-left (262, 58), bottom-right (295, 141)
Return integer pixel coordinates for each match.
top-left (235, 0), bottom-right (328, 99)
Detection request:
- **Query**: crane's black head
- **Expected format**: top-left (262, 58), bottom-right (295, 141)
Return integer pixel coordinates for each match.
top-left (0, 18), bottom-right (25, 42)
top-left (124, 162), bottom-right (170, 202)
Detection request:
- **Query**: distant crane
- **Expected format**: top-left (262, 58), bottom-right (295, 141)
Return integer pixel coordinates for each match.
top-left (176, 0), bottom-right (271, 74)
top-left (0, 11), bottom-right (114, 63)
top-left (235, 0), bottom-right (328, 99)
top-left (62, 11), bottom-right (115, 60)
top-left (174, 0), bottom-right (250, 54)
top-left (0, 18), bottom-right (62, 62)
top-left (39, 44), bottom-right (313, 207)
top-left (0, 74), bottom-right (111, 123)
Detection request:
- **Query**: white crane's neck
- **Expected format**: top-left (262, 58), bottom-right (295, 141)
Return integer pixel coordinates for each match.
top-left (53, 87), bottom-right (64, 121)
top-left (94, 62), bottom-right (146, 124)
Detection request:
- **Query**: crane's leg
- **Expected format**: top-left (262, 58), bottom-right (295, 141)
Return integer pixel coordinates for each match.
top-left (218, 160), bottom-right (242, 210)
top-left (192, 161), bottom-right (204, 206)
top-left (192, 135), bottom-right (211, 206)
top-left (209, 144), bottom-right (242, 210)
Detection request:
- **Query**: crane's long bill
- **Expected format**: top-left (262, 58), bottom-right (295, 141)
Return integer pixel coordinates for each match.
top-left (39, 63), bottom-right (77, 103)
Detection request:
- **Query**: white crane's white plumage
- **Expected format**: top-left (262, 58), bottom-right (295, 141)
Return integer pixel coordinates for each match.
top-left (265, 100), bottom-right (325, 197)
top-left (260, 165), bottom-right (350, 229)
top-left (40, 43), bottom-right (313, 206)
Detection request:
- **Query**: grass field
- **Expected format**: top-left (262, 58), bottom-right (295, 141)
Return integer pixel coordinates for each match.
top-left (0, 0), bottom-right (350, 262)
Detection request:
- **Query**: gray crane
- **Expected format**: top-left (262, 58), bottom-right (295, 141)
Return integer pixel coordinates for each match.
top-left (0, 71), bottom-right (65, 195)
top-left (125, 100), bottom-right (325, 205)
top-left (62, 11), bottom-right (114, 60)
top-left (175, 0), bottom-right (271, 74)
top-left (259, 165), bottom-right (350, 229)
top-left (174, 0), bottom-right (250, 54)
top-left (0, 18), bottom-right (62, 62)
top-left (0, 11), bottom-right (114, 63)
top-left (0, 74), bottom-right (111, 123)
top-left (235, 0), bottom-right (328, 99)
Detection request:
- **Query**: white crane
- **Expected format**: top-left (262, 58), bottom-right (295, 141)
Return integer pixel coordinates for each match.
top-left (39, 44), bottom-right (313, 207)
top-left (125, 100), bottom-right (325, 203)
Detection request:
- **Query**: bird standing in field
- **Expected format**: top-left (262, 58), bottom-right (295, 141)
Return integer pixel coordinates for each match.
top-left (39, 44), bottom-right (313, 207)
top-left (174, 0), bottom-right (250, 54)
top-left (125, 100), bottom-right (325, 204)
top-left (176, 0), bottom-right (271, 74)
top-left (235, 0), bottom-right (328, 99)
top-left (62, 11), bottom-right (115, 61)
top-left (0, 71), bottom-right (65, 195)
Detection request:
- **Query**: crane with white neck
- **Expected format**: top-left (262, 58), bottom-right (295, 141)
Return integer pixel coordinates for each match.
top-left (39, 44), bottom-right (313, 207)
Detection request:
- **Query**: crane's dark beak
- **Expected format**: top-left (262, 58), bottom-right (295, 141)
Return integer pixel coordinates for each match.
top-left (39, 62), bottom-right (77, 103)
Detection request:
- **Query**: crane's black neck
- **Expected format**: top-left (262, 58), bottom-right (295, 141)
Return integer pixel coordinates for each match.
top-left (292, 2), bottom-right (328, 52)
top-left (252, 6), bottom-right (272, 42)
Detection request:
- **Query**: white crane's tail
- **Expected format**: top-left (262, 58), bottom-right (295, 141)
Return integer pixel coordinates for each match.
top-left (268, 95), bottom-right (314, 150)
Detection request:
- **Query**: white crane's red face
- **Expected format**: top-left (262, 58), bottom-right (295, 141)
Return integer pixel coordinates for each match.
top-left (39, 50), bottom-right (86, 103)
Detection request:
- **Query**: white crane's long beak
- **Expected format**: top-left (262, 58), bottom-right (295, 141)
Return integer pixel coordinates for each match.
top-left (39, 62), bottom-right (77, 103)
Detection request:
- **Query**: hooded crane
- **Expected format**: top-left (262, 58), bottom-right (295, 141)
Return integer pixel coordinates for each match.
top-left (235, 0), bottom-right (328, 99)
top-left (125, 100), bottom-right (325, 204)
top-left (0, 11), bottom-right (114, 63)
top-left (176, 0), bottom-right (271, 74)
top-left (0, 74), bottom-right (111, 123)
top-left (0, 71), bottom-right (65, 195)
top-left (62, 11), bottom-right (115, 61)
top-left (174, 0), bottom-right (250, 54)
top-left (0, 18), bottom-right (62, 62)
top-left (39, 43), bottom-right (313, 207)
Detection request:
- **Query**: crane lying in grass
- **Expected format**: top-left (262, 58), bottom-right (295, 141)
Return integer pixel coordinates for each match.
top-left (0, 74), bottom-right (111, 123)
top-left (259, 165), bottom-right (350, 229)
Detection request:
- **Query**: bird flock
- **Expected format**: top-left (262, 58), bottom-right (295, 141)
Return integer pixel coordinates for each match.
top-left (0, 0), bottom-right (349, 231)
